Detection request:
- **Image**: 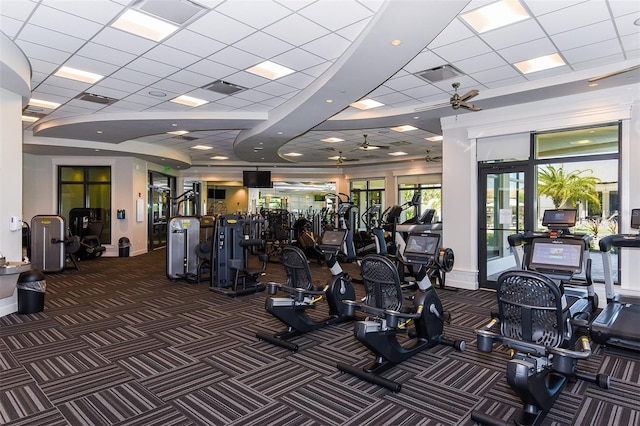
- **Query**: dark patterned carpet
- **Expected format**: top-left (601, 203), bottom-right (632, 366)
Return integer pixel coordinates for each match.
top-left (0, 248), bottom-right (638, 425)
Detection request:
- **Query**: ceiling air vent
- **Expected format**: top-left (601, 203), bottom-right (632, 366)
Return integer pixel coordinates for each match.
top-left (74, 92), bottom-right (118, 105)
top-left (173, 135), bottom-right (197, 141)
top-left (133, 0), bottom-right (206, 25)
top-left (202, 80), bottom-right (247, 95)
top-left (415, 64), bottom-right (464, 83)
top-left (390, 140), bottom-right (411, 146)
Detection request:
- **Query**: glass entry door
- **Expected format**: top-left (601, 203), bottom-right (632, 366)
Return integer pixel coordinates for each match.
top-left (479, 166), bottom-right (527, 289)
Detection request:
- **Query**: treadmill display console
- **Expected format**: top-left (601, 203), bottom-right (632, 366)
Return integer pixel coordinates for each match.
top-left (529, 238), bottom-right (583, 274)
top-left (541, 209), bottom-right (577, 229)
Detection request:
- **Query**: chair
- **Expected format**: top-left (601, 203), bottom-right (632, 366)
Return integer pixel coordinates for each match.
top-left (471, 270), bottom-right (610, 426)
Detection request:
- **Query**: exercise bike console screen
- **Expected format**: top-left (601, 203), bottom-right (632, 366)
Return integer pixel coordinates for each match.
top-left (529, 238), bottom-right (583, 275)
top-left (320, 229), bottom-right (347, 250)
top-left (541, 209), bottom-right (577, 229)
top-left (631, 208), bottom-right (640, 230)
top-left (403, 232), bottom-right (440, 263)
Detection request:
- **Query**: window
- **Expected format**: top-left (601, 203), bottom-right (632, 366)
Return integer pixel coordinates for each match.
top-left (351, 178), bottom-right (385, 230)
top-left (59, 166), bottom-right (111, 244)
top-left (397, 174), bottom-right (442, 223)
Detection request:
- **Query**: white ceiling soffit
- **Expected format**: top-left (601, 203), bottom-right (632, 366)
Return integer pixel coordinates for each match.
top-left (232, 1), bottom-right (471, 163)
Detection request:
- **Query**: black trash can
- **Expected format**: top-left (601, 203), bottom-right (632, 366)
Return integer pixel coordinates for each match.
top-left (118, 237), bottom-right (131, 257)
top-left (17, 269), bottom-right (46, 314)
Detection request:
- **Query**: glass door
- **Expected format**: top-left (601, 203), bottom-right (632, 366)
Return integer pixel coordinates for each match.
top-left (479, 166), bottom-right (527, 289)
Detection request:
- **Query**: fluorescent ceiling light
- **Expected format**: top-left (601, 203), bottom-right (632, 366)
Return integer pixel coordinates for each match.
top-left (29, 98), bottom-right (61, 109)
top-left (514, 53), bottom-right (565, 74)
top-left (425, 136), bottom-right (443, 142)
top-left (21, 115), bottom-right (39, 122)
top-left (388, 151), bottom-right (407, 156)
top-left (54, 66), bottom-right (104, 84)
top-left (461, 0), bottom-right (530, 33)
top-left (191, 145), bottom-right (213, 150)
top-left (390, 125), bottom-right (418, 132)
top-left (321, 137), bottom-right (344, 143)
top-left (170, 95), bottom-right (209, 107)
top-left (570, 139), bottom-right (592, 145)
top-left (328, 155), bottom-right (341, 160)
top-left (350, 98), bottom-right (384, 110)
top-left (168, 130), bottom-right (189, 135)
top-left (211, 156), bottom-right (228, 160)
top-left (284, 152), bottom-right (303, 157)
top-left (246, 60), bottom-right (295, 80)
top-left (111, 9), bottom-right (178, 42)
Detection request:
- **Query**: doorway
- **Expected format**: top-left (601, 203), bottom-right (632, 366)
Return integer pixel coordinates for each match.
top-left (478, 166), bottom-right (527, 289)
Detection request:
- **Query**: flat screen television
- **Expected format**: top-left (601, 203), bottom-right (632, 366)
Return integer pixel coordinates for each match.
top-left (529, 238), bottom-right (583, 274)
top-left (541, 209), bottom-right (577, 228)
top-left (207, 188), bottom-right (226, 199)
top-left (243, 171), bottom-right (272, 188)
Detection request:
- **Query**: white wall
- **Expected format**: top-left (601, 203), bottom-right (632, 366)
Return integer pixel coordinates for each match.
top-left (441, 84), bottom-right (640, 299)
top-left (1, 32), bottom-right (31, 316)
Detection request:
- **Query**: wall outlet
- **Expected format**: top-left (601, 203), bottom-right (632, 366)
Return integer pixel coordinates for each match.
top-left (9, 216), bottom-right (22, 231)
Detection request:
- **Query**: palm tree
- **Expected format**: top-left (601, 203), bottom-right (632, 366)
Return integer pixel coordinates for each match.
top-left (538, 165), bottom-right (601, 209)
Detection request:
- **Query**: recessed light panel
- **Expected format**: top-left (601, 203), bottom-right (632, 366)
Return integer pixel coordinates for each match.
top-left (111, 9), bottom-right (178, 42)
top-left (192, 145), bottom-right (213, 150)
top-left (28, 98), bottom-right (61, 109)
top-left (390, 125), bottom-right (418, 132)
top-left (284, 152), bottom-right (303, 157)
top-left (461, 0), bottom-right (530, 33)
top-left (170, 95), bottom-right (208, 107)
top-left (350, 98), bottom-right (385, 110)
top-left (321, 137), bottom-right (344, 143)
top-left (211, 156), bottom-right (228, 160)
top-left (246, 61), bottom-right (295, 80)
top-left (514, 53), bottom-right (565, 74)
top-left (167, 130), bottom-right (189, 135)
top-left (54, 66), bottom-right (104, 84)
top-left (388, 152), bottom-right (407, 156)
top-left (425, 136), bottom-right (443, 142)
top-left (21, 115), bottom-right (40, 122)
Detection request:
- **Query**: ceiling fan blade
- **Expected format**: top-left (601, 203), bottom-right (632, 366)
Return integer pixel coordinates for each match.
top-left (459, 89), bottom-right (479, 102)
top-left (588, 65), bottom-right (640, 82)
top-left (459, 100), bottom-right (482, 111)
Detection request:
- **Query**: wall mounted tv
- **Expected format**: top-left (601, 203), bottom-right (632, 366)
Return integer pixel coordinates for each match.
top-left (243, 170), bottom-right (272, 188)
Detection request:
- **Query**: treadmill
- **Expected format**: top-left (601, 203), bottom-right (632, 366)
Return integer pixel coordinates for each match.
top-left (590, 208), bottom-right (640, 351)
top-left (508, 209), bottom-right (598, 317)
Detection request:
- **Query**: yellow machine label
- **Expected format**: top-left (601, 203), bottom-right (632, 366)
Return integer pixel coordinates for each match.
top-left (40, 220), bottom-right (51, 224)
top-left (228, 219), bottom-right (237, 224)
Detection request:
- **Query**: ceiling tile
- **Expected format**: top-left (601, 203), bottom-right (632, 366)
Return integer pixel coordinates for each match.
top-left (536, 1), bottom-right (611, 34)
top-left (28, 4), bottom-right (102, 39)
top-left (263, 13), bottom-right (330, 45)
top-left (563, 39), bottom-right (623, 64)
top-left (479, 19), bottom-right (547, 51)
top-left (215, 0), bottom-right (292, 29)
top-left (143, 44), bottom-right (201, 68)
top-left (163, 30), bottom-right (226, 58)
top-left (16, 40), bottom-right (71, 65)
top-left (18, 23), bottom-right (85, 53)
top-left (497, 37), bottom-right (558, 63)
top-left (273, 47), bottom-right (326, 72)
top-left (234, 31), bottom-right (294, 60)
top-left (75, 42), bottom-right (137, 67)
top-left (187, 59), bottom-right (237, 81)
top-left (551, 21), bottom-right (617, 51)
top-left (91, 27), bottom-right (156, 55)
top-left (125, 57), bottom-right (180, 79)
top-left (43, 0), bottom-right (123, 25)
top-left (209, 46), bottom-right (263, 71)
top-left (299, 0), bottom-right (375, 32)
top-left (432, 36), bottom-right (493, 63)
top-left (300, 33), bottom-right (350, 61)
top-left (454, 51), bottom-right (510, 74)
top-left (188, 10), bottom-right (256, 44)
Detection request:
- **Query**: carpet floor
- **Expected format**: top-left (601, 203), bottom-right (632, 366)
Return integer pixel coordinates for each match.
top-left (0, 248), bottom-right (638, 425)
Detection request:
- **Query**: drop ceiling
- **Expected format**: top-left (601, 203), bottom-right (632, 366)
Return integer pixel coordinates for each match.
top-left (4, 0), bottom-right (639, 169)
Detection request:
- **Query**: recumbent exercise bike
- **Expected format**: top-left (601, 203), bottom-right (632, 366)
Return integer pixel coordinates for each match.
top-left (337, 231), bottom-right (464, 392)
top-left (256, 229), bottom-right (356, 352)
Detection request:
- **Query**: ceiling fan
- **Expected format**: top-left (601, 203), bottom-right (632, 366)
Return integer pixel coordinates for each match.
top-left (355, 134), bottom-right (389, 151)
top-left (425, 150), bottom-right (442, 162)
top-left (334, 151), bottom-right (359, 165)
top-left (450, 82), bottom-right (482, 111)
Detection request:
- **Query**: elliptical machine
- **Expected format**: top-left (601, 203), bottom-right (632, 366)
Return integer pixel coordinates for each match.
top-left (256, 229), bottom-right (356, 351)
top-left (337, 231), bottom-right (465, 392)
